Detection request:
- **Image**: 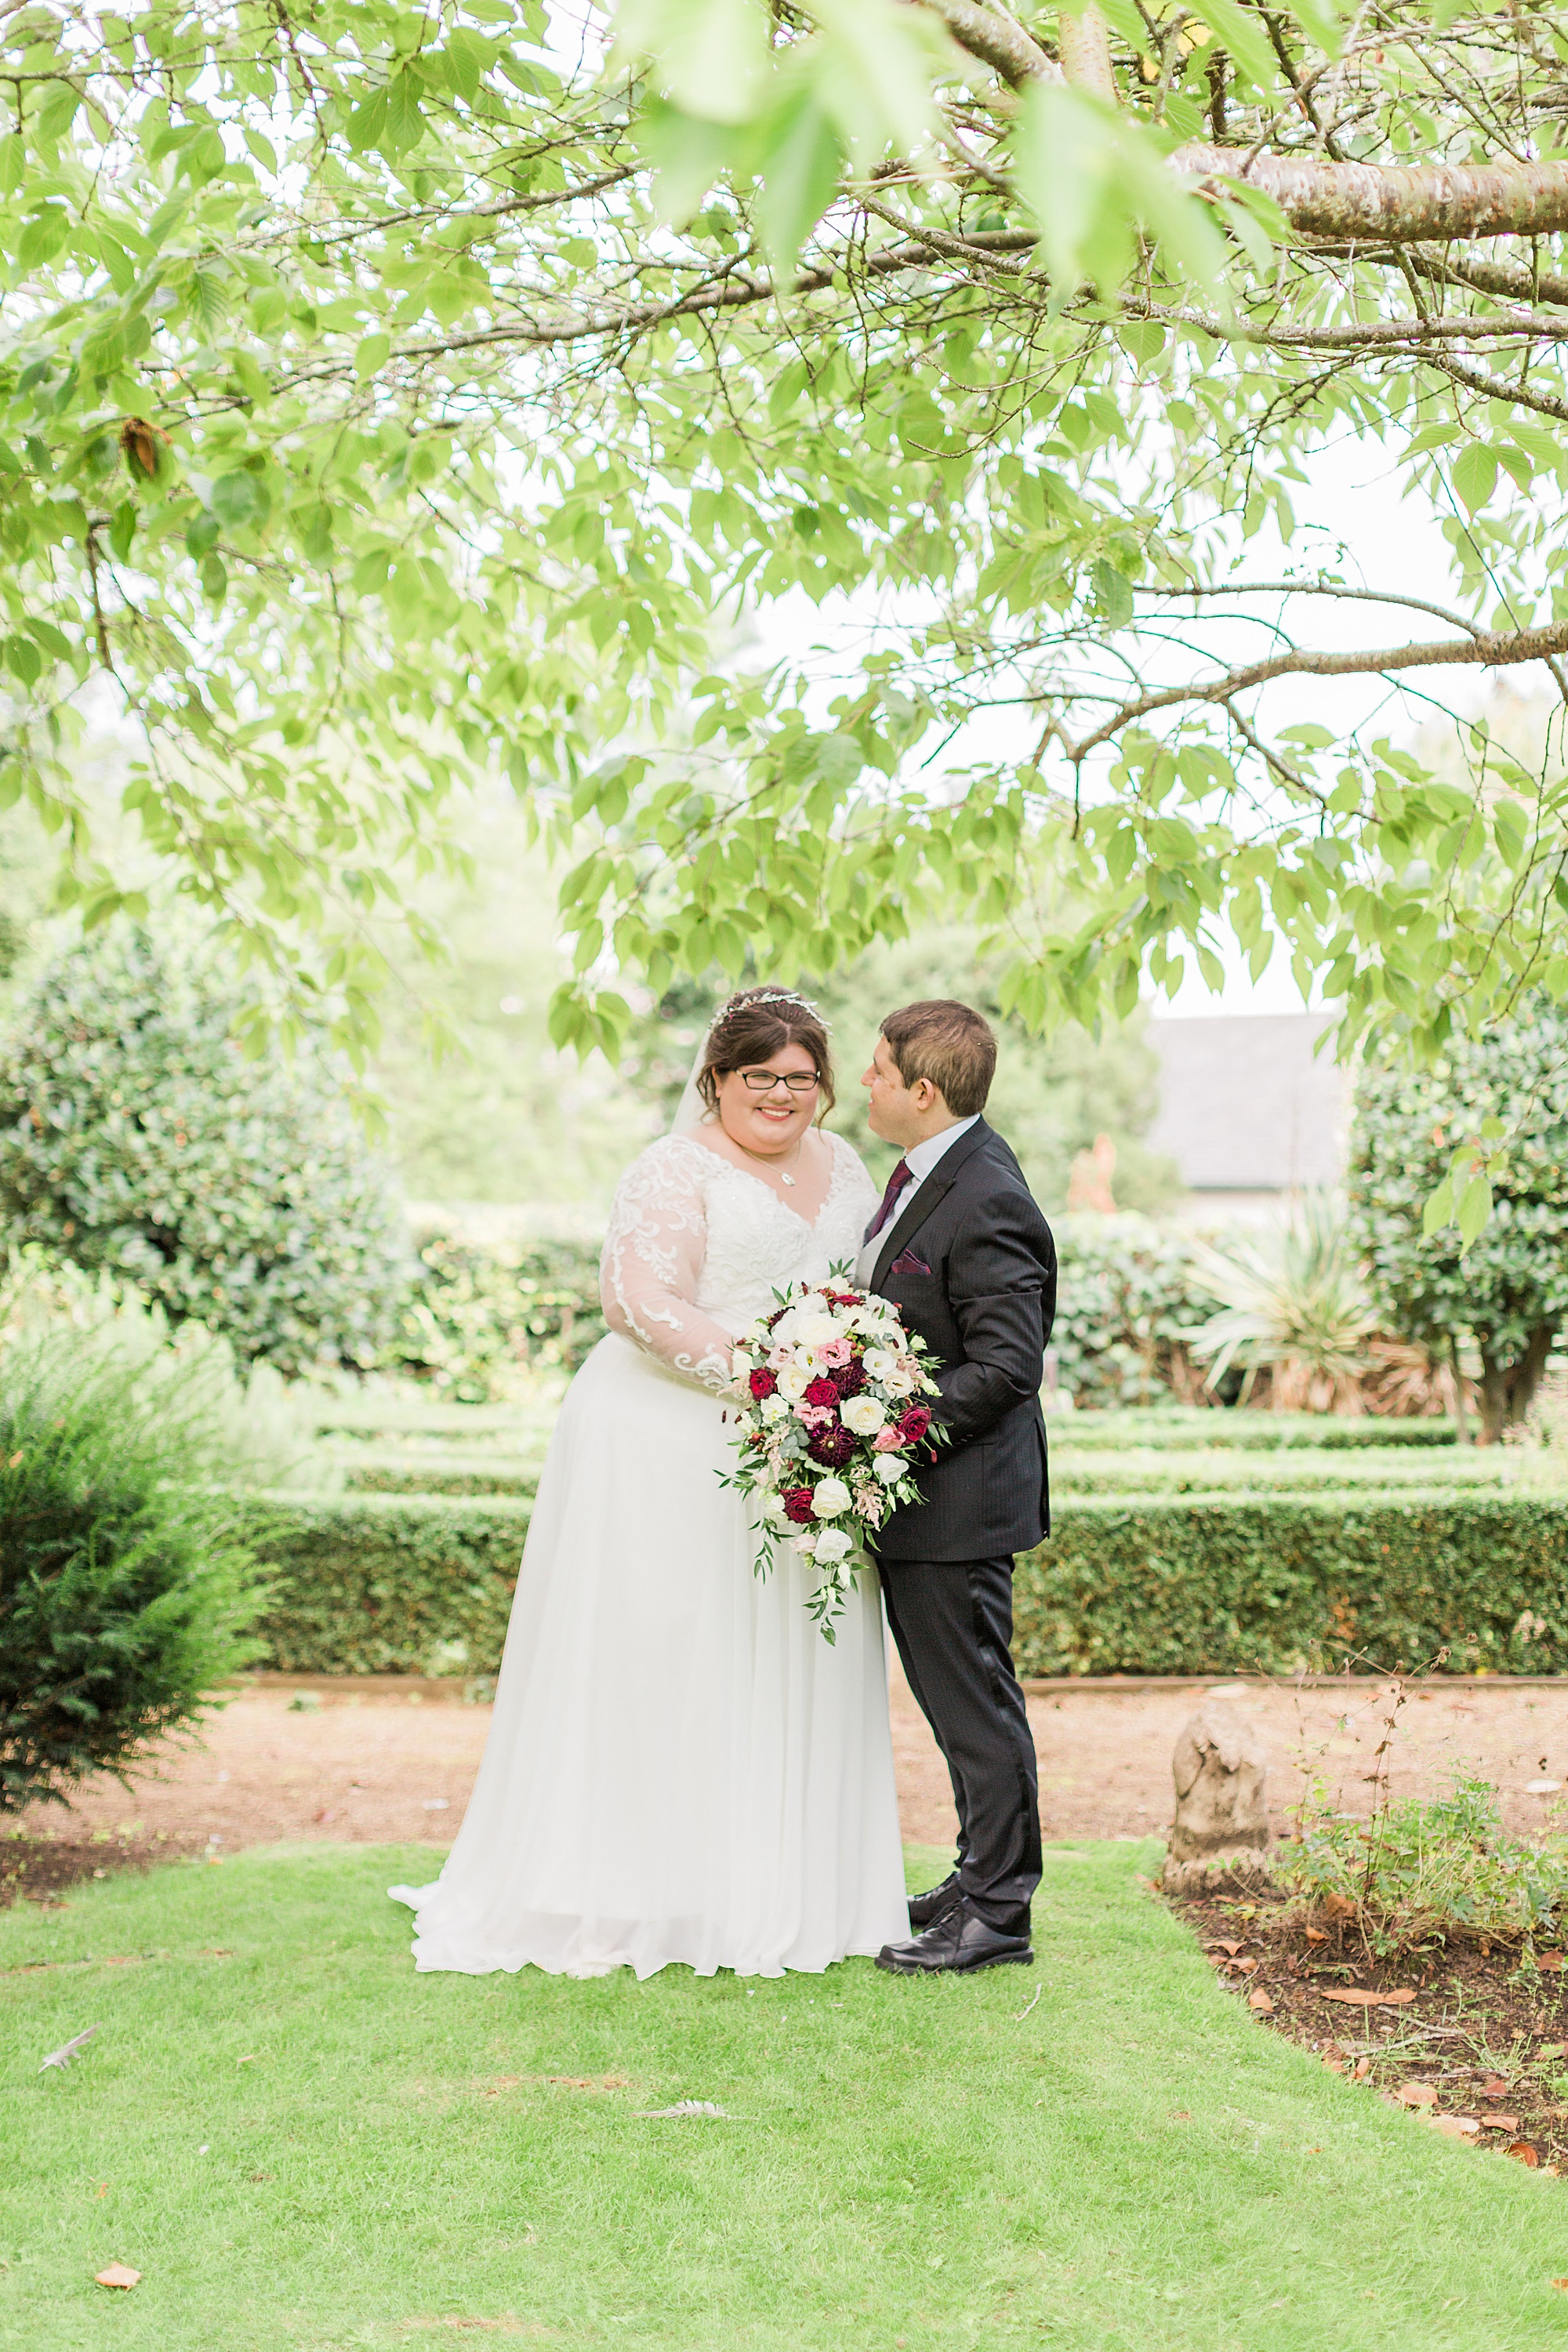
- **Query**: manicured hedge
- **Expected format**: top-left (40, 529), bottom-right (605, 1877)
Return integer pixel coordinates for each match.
top-left (241, 1493), bottom-right (530, 1675)
top-left (239, 1483), bottom-right (1568, 1682)
top-left (1058, 1410), bottom-right (1457, 1452)
top-left (1013, 1490), bottom-right (1568, 1678)
top-left (329, 1446), bottom-right (542, 1498)
top-left (1052, 1447), bottom-right (1504, 1497)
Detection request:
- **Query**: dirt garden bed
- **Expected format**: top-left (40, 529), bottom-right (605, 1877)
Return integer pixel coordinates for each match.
top-left (1171, 1880), bottom-right (1568, 2172)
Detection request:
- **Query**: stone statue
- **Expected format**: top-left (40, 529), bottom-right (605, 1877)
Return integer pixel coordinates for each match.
top-left (1161, 1699), bottom-right (1272, 1896)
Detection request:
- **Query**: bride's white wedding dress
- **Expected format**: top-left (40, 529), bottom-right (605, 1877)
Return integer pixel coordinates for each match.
top-left (390, 1128), bottom-right (909, 1979)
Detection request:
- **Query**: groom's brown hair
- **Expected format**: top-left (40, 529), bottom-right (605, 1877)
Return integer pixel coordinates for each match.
top-left (880, 1000), bottom-right (996, 1120)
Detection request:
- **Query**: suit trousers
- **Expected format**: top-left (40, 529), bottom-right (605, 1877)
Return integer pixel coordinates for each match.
top-left (879, 1553), bottom-right (1042, 1936)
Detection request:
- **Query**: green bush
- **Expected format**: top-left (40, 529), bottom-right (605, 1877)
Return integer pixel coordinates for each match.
top-left (1278, 1780), bottom-right (1568, 1955)
top-left (2, 1326), bottom-right (267, 1813)
top-left (1012, 1490), bottom-right (1568, 1678)
top-left (331, 1446), bottom-right (541, 1497)
top-left (243, 1492), bottom-right (531, 1675)
top-left (1053, 1446), bottom-right (1504, 1495)
top-left (238, 1477), bottom-right (1565, 1682)
top-left (1049, 1215), bottom-right (1212, 1407)
top-left (1056, 1409), bottom-right (1455, 1450)
top-left (0, 925), bottom-right (405, 1376)
top-left (378, 1229), bottom-right (606, 1402)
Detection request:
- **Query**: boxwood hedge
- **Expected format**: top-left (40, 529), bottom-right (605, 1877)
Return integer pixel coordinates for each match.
top-left (1013, 1490), bottom-right (1568, 1679)
top-left (240, 1483), bottom-right (1568, 1682)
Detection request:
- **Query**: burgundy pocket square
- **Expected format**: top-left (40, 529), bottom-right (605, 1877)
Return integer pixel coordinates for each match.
top-left (889, 1249), bottom-right (933, 1276)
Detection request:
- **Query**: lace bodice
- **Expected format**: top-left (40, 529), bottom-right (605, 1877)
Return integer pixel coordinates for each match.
top-left (600, 1131), bottom-right (879, 1392)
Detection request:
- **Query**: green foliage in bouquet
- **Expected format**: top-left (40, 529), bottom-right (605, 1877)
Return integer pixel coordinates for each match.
top-left (0, 926), bottom-right (407, 1377)
top-left (1350, 1000), bottom-right (1568, 1440)
top-left (386, 1229), bottom-right (606, 1402)
top-left (0, 1314), bottom-right (267, 1815)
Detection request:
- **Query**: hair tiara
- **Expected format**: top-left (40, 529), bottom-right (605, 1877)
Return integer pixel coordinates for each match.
top-left (706, 987), bottom-right (831, 1038)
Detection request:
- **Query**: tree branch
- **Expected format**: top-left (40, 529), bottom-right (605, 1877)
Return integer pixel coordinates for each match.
top-left (1060, 615), bottom-right (1568, 763)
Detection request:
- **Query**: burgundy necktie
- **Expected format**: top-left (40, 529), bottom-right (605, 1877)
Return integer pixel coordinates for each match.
top-left (864, 1158), bottom-right (913, 1245)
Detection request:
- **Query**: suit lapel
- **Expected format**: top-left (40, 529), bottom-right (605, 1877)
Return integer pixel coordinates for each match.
top-left (871, 1119), bottom-right (993, 1290)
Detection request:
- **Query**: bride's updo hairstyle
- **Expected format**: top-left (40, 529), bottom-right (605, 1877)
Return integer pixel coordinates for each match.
top-left (696, 987), bottom-right (836, 1118)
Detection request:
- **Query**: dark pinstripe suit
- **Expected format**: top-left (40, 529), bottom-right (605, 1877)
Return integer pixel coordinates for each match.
top-left (868, 1119), bottom-right (1055, 1932)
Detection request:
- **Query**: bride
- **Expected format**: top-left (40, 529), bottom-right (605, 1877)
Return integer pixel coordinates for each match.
top-left (390, 986), bottom-right (909, 1978)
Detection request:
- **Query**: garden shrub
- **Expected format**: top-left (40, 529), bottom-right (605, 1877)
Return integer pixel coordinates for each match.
top-left (384, 1227), bottom-right (605, 1400)
top-left (1351, 997), bottom-right (1568, 1439)
top-left (1055, 1409), bottom-right (1454, 1450)
top-left (0, 925), bottom-right (405, 1376)
top-left (243, 1492), bottom-right (532, 1675)
top-left (1277, 1779), bottom-right (1568, 1955)
top-left (1012, 1490), bottom-right (1568, 1678)
top-left (239, 1479), bottom-right (1562, 1682)
top-left (2, 1324), bottom-right (267, 1813)
top-left (1049, 1215), bottom-right (1213, 1407)
top-left (332, 1446), bottom-right (541, 1497)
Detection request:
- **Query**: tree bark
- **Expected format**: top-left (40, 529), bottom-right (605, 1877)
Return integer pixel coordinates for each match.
top-left (920, 0), bottom-right (1568, 244)
top-left (1475, 1324), bottom-right (1553, 1443)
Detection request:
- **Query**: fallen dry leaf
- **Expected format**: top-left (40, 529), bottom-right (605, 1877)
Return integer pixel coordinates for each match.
top-left (1537, 1954), bottom-right (1566, 1972)
top-left (1508, 2140), bottom-right (1541, 2168)
top-left (95, 2265), bottom-right (140, 2291)
top-left (1486, 2115), bottom-right (1523, 2132)
top-left (1482, 2078), bottom-right (1511, 2097)
top-left (1321, 1893), bottom-right (1356, 1921)
top-left (637, 2100), bottom-right (731, 2119)
top-left (1232, 1957), bottom-right (1259, 1976)
top-left (1248, 1990), bottom-right (1275, 2014)
top-left (1553, 2278), bottom-right (1568, 2291)
top-left (1395, 2082), bottom-right (1437, 2108)
top-left (1353, 2056), bottom-right (1373, 2080)
top-left (1317, 1987), bottom-right (1417, 2007)
top-left (1212, 1940), bottom-right (1243, 1958)
top-left (1304, 1928), bottom-right (1328, 1945)
top-left (1526, 1780), bottom-right (1562, 1795)
top-left (1431, 2115), bottom-right (1481, 2138)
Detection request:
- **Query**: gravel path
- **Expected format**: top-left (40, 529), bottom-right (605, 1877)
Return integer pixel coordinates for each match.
top-left (16, 1669), bottom-right (1568, 1872)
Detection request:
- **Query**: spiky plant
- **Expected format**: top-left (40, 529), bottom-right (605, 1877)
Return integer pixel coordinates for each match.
top-left (1187, 1193), bottom-right (1378, 1414)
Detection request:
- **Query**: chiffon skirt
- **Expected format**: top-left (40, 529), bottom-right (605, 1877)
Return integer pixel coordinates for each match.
top-left (390, 1333), bottom-right (909, 1978)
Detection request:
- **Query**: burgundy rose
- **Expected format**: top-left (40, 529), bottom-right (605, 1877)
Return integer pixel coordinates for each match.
top-left (804, 1375), bottom-right (840, 1410)
top-left (750, 1367), bottom-right (777, 1400)
top-left (808, 1424), bottom-right (856, 1468)
top-left (831, 1354), bottom-right (865, 1398)
top-left (782, 1487), bottom-right (816, 1524)
top-left (897, 1403), bottom-right (932, 1444)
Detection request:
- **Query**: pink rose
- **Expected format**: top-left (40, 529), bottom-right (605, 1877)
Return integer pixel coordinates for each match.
top-left (872, 1425), bottom-right (904, 1453)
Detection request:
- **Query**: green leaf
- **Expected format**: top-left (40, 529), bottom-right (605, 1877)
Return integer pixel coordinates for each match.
top-left (753, 88), bottom-right (844, 273)
top-left (1089, 558), bottom-right (1134, 629)
top-left (1182, 0), bottom-right (1278, 89)
top-left (1421, 1175), bottom-right (1457, 1238)
top-left (1451, 442), bottom-right (1498, 515)
top-left (1456, 1172), bottom-right (1493, 1249)
top-left (210, 471), bottom-right (270, 530)
top-left (619, 0), bottom-right (769, 125)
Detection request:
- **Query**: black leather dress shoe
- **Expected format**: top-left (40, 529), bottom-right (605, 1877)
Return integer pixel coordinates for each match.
top-left (877, 1898), bottom-right (1034, 1976)
top-left (907, 1871), bottom-right (961, 1931)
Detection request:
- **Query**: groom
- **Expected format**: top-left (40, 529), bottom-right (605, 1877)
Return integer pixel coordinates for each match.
top-left (858, 1000), bottom-right (1055, 1976)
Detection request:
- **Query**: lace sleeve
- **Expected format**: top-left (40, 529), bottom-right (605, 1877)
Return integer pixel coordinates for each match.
top-left (599, 1138), bottom-right (737, 1393)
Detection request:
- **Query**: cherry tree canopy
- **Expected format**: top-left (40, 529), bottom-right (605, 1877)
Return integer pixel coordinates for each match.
top-left (3, 0), bottom-right (1566, 1141)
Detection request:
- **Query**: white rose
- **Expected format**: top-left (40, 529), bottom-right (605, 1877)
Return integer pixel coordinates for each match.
top-left (793, 1311), bottom-right (841, 1348)
top-left (812, 1476), bottom-right (851, 1517)
top-left (840, 1395), bottom-right (886, 1436)
top-left (794, 1526), bottom-right (819, 1555)
top-left (874, 1454), bottom-right (906, 1486)
top-left (760, 1393), bottom-right (791, 1425)
top-left (731, 1348), bottom-right (754, 1380)
top-left (813, 1527), bottom-right (852, 1564)
top-left (882, 1364), bottom-right (917, 1397)
top-left (776, 1363), bottom-right (811, 1400)
top-left (762, 1493), bottom-right (789, 1523)
top-left (862, 1348), bottom-right (898, 1381)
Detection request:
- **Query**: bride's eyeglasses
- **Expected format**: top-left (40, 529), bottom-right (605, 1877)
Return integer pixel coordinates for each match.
top-left (739, 1068), bottom-right (821, 1094)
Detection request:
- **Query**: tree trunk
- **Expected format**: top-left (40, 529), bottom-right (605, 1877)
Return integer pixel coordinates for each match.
top-left (1475, 1325), bottom-right (1553, 1443)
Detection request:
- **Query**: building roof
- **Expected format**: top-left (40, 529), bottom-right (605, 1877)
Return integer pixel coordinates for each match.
top-left (1148, 1014), bottom-right (1348, 1193)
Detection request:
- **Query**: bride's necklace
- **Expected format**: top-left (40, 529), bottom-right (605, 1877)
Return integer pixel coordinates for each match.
top-left (734, 1134), bottom-right (807, 1189)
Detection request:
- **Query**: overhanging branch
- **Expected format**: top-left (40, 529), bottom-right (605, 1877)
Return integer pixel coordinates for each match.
top-left (1060, 615), bottom-right (1568, 764)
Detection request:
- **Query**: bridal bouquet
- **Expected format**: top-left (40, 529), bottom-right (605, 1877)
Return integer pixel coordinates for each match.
top-left (723, 1276), bottom-right (943, 1640)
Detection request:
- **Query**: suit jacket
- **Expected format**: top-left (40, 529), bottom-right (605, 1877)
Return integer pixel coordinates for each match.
top-left (869, 1119), bottom-right (1055, 1563)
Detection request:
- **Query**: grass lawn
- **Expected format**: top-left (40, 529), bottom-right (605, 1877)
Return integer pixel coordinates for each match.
top-left (4, 1840), bottom-right (1568, 2351)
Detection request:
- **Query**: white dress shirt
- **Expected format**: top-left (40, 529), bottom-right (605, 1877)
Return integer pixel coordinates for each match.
top-left (854, 1114), bottom-right (980, 1287)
